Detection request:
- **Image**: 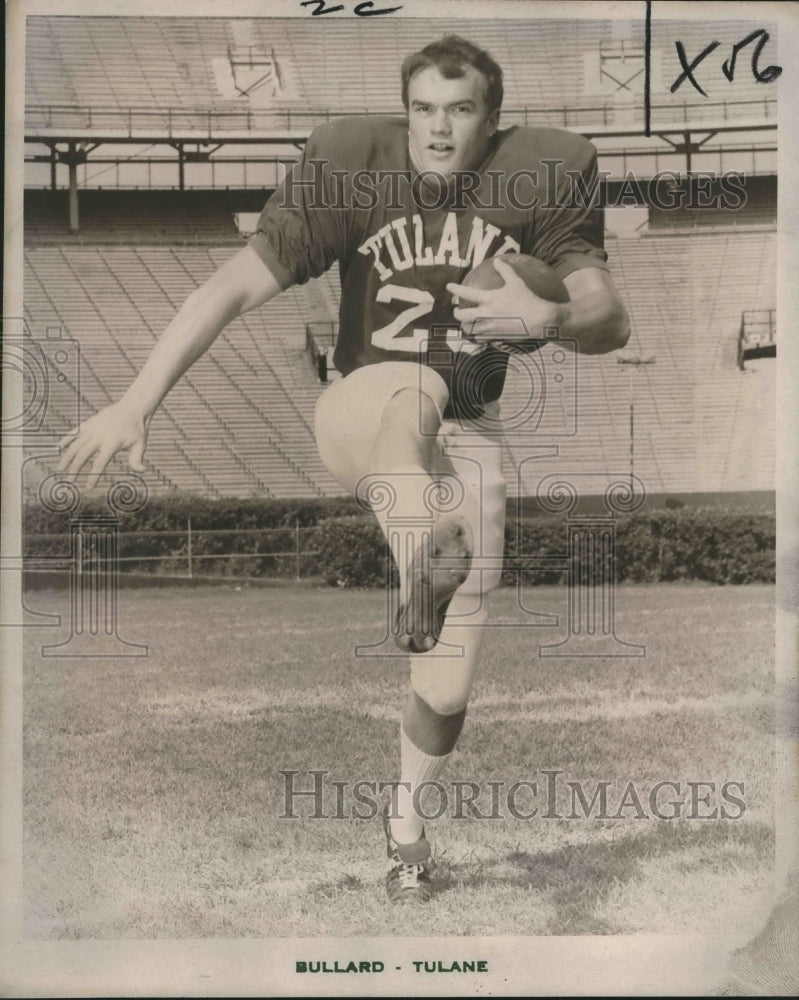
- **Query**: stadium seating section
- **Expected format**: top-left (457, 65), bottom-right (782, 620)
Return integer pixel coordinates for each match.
top-left (23, 224), bottom-right (776, 498)
top-left (26, 16), bottom-right (776, 128)
top-left (24, 242), bottom-right (345, 498)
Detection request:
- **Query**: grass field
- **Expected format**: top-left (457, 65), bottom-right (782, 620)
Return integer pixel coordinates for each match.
top-left (22, 583), bottom-right (775, 940)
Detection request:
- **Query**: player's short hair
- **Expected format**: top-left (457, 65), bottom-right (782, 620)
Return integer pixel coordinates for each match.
top-left (401, 35), bottom-right (504, 115)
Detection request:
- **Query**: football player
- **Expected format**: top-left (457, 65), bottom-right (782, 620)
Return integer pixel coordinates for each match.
top-left (58, 35), bottom-right (629, 903)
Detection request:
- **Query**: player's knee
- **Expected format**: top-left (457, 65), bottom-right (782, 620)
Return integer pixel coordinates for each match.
top-left (380, 386), bottom-right (441, 439)
top-left (410, 661), bottom-right (475, 715)
top-left (411, 681), bottom-right (470, 717)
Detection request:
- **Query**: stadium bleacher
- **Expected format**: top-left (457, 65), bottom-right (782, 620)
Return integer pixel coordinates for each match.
top-left (26, 16), bottom-right (777, 127)
top-left (25, 18), bottom-right (240, 112)
top-left (24, 243), bottom-right (343, 498)
top-left (23, 223), bottom-right (776, 498)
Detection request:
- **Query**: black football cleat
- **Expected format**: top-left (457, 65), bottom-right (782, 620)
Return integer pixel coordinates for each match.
top-left (382, 800), bottom-right (434, 904)
top-left (394, 516), bottom-right (472, 654)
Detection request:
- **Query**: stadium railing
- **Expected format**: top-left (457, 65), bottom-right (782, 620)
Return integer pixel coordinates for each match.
top-left (25, 97), bottom-right (777, 138)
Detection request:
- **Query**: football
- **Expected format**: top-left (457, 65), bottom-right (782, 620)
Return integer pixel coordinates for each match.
top-left (462, 252), bottom-right (570, 301)
top-left (457, 253), bottom-right (569, 353)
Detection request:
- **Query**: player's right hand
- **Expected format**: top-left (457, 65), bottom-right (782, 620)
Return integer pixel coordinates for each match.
top-left (58, 399), bottom-right (149, 490)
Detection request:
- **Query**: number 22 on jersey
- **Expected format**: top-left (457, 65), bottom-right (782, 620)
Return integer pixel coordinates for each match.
top-left (370, 284), bottom-right (480, 355)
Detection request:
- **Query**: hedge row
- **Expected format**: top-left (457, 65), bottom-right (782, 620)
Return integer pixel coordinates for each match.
top-left (314, 515), bottom-right (395, 588)
top-left (314, 510), bottom-right (775, 587)
top-left (24, 497), bottom-right (775, 586)
top-left (23, 493), bottom-right (361, 535)
top-left (24, 494), bottom-right (362, 578)
top-left (501, 511), bottom-right (775, 586)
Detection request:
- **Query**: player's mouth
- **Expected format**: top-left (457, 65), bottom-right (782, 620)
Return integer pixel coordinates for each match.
top-left (428, 143), bottom-right (456, 156)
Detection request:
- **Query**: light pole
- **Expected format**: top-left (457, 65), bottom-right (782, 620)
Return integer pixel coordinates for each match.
top-left (617, 355), bottom-right (656, 489)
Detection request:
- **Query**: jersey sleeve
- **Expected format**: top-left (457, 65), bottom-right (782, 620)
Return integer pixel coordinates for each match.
top-left (248, 123), bottom-right (349, 288)
top-left (529, 138), bottom-right (608, 279)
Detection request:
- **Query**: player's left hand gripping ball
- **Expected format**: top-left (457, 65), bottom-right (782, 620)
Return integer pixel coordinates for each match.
top-left (447, 253), bottom-right (570, 353)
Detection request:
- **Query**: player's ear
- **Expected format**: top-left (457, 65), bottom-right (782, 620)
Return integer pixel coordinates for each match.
top-left (485, 108), bottom-right (500, 136)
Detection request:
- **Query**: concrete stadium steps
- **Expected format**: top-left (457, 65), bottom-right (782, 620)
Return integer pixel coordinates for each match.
top-left (688, 230), bottom-right (777, 372)
top-left (23, 243), bottom-right (338, 498)
top-left (694, 363), bottom-right (777, 492)
top-left (23, 250), bottom-right (137, 411)
top-left (26, 17), bottom-right (239, 111)
top-left (725, 360), bottom-right (777, 490)
top-left (607, 235), bottom-right (696, 451)
top-left (681, 229), bottom-right (774, 491)
top-left (23, 227), bottom-right (776, 498)
top-left (26, 16), bottom-right (776, 128)
top-left (606, 230), bottom-right (776, 493)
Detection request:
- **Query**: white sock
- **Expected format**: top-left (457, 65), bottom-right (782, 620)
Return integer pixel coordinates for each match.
top-left (390, 725), bottom-right (452, 845)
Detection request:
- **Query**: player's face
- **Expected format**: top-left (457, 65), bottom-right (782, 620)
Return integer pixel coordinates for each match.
top-left (407, 65), bottom-right (499, 178)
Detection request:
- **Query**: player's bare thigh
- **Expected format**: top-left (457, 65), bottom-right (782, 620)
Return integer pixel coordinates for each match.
top-left (314, 361), bottom-right (450, 494)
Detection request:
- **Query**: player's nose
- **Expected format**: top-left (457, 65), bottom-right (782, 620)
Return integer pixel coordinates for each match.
top-left (430, 109), bottom-right (452, 135)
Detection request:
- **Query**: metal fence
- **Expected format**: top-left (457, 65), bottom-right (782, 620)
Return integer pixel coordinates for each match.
top-left (25, 521), bottom-right (322, 581)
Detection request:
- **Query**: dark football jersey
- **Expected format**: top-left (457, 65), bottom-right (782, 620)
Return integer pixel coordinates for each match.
top-left (249, 116), bottom-right (607, 419)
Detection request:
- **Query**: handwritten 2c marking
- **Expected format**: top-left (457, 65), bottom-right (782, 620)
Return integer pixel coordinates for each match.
top-left (300, 0), bottom-right (403, 16)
